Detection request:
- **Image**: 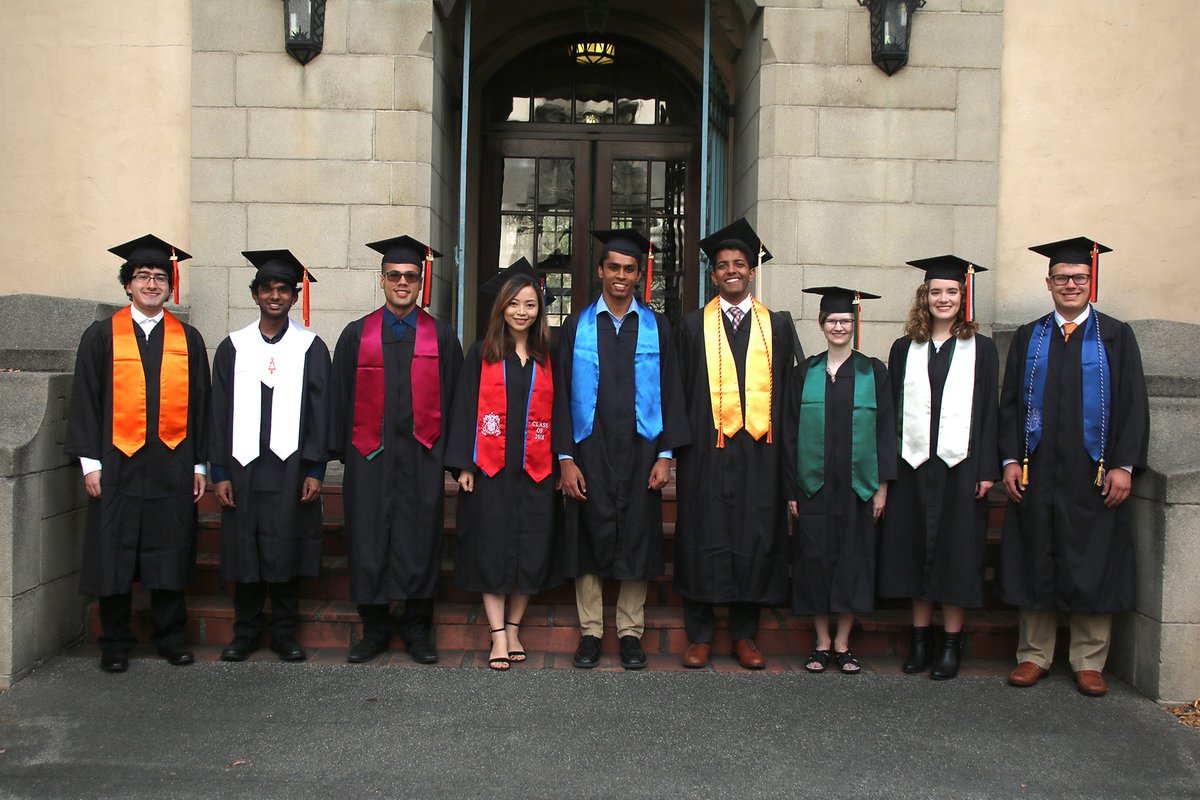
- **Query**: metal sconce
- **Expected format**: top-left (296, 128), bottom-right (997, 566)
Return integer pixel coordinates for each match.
top-left (571, 0), bottom-right (616, 66)
top-left (857, 0), bottom-right (925, 76)
top-left (284, 0), bottom-right (326, 66)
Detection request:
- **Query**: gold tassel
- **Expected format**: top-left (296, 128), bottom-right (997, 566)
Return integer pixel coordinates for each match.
top-left (1021, 457), bottom-right (1029, 488)
top-left (716, 428), bottom-right (724, 449)
top-left (1095, 458), bottom-right (1106, 488)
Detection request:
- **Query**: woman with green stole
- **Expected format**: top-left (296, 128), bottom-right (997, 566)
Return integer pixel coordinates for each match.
top-left (784, 287), bottom-right (896, 674)
top-left (878, 256), bottom-right (998, 681)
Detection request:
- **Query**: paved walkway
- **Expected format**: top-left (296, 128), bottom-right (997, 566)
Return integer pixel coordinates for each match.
top-left (0, 645), bottom-right (1197, 799)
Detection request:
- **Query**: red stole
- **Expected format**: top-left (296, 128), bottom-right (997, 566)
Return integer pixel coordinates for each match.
top-left (351, 307), bottom-right (442, 458)
top-left (475, 355), bottom-right (553, 482)
top-left (111, 306), bottom-right (189, 457)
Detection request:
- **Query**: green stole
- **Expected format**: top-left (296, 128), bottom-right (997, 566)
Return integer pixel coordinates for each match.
top-left (797, 351), bottom-right (879, 501)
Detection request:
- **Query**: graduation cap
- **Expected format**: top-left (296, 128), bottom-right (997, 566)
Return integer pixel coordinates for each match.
top-left (906, 254), bottom-right (988, 323)
top-left (478, 257), bottom-right (554, 307)
top-left (110, 234), bottom-right (192, 305)
top-left (699, 217), bottom-right (773, 267)
top-left (803, 286), bottom-right (881, 350)
top-left (1029, 236), bottom-right (1111, 303)
top-left (366, 234), bottom-right (443, 307)
top-left (243, 249), bottom-right (317, 327)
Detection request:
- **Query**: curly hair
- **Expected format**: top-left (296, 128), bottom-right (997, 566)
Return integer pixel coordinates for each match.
top-left (481, 275), bottom-right (550, 367)
top-left (903, 281), bottom-right (978, 343)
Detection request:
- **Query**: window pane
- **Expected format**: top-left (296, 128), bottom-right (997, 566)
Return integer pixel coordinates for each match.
top-left (498, 214), bottom-right (534, 268)
top-left (500, 158), bottom-right (535, 211)
top-left (532, 50), bottom-right (572, 124)
top-left (537, 159), bottom-right (574, 213)
top-left (611, 160), bottom-right (647, 215)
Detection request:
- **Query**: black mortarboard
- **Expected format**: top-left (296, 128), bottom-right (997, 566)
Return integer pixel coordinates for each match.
top-left (366, 235), bottom-right (442, 267)
top-left (699, 218), bottom-right (773, 266)
top-left (109, 234), bottom-right (191, 265)
top-left (802, 286), bottom-right (881, 314)
top-left (591, 228), bottom-right (651, 262)
top-left (905, 254), bottom-right (988, 282)
top-left (478, 257), bottom-right (553, 304)
top-left (1028, 236), bottom-right (1111, 268)
top-left (242, 249), bottom-right (316, 286)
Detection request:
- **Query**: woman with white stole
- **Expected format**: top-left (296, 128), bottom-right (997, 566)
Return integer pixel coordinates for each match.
top-left (784, 287), bottom-right (895, 675)
top-left (878, 256), bottom-right (999, 680)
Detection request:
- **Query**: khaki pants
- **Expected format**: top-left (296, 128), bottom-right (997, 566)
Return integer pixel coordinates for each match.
top-left (1016, 607), bottom-right (1112, 672)
top-left (574, 574), bottom-right (647, 639)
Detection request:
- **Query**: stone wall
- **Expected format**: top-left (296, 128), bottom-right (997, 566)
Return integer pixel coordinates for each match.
top-left (736, 0), bottom-right (1002, 360)
top-left (189, 0), bottom-right (453, 355)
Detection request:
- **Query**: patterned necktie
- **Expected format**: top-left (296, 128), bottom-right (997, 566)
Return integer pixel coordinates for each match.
top-left (727, 306), bottom-right (744, 332)
top-left (1062, 321), bottom-right (1078, 341)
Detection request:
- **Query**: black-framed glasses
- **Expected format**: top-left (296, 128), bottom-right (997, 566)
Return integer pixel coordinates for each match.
top-left (130, 272), bottom-right (170, 284)
top-left (383, 270), bottom-right (422, 285)
top-left (1050, 273), bottom-right (1091, 287)
top-left (824, 318), bottom-right (854, 329)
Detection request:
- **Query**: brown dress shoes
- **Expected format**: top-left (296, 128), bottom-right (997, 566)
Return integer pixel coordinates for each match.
top-left (682, 642), bottom-right (711, 668)
top-left (733, 639), bottom-right (766, 670)
top-left (1074, 669), bottom-right (1108, 697)
top-left (1007, 661), bottom-right (1048, 687)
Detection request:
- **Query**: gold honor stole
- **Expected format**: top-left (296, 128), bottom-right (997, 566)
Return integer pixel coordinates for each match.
top-left (703, 297), bottom-right (773, 447)
top-left (111, 306), bottom-right (189, 456)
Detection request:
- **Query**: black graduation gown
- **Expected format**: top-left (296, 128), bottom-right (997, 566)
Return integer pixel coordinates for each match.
top-left (64, 313), bottom-right (210, 596)
top-left (783, 352), bottom-right (896, 615)
top-left (552, 306), bottom-right (690, 581)
top-left (672, 306), bottom-right (799, 605)
top-left (995, 311), bottom-right (1149, 614)
top-left (330, 310), bottom-right (463, 604)
top-left (877, 334), bottom-right (1000, 607)
top-left (209, 327), bottom-right (332, 583)
top-left (445, 342), bottom-right (563, 595)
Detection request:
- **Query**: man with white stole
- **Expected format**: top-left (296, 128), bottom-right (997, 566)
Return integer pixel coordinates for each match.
top-left (997, 237), bottom-right (1149, 697)
top-left (209, 250), bottom-right (331, 663)
top-left (673, 218), bottom-right (799, 670)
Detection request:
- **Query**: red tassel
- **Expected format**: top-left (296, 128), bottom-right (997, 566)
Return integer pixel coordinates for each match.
top-left (170, 246), bottom-right (180, 305)
top-left (1090, 242), bottom-right (1099, 304)
top-left (302, 269), bottom-right (311, 327)
top-left (644, 243), bottom-right (654, 304)
top-left (422, 246), bottom-right (433, 307)
top-left (853, 291), bottom-right (861, 350)
top-left (966, 263), bottom-right (975, 323)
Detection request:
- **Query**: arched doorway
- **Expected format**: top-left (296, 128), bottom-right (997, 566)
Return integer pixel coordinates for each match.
top-left (476, 36), bottom-right (701, 333)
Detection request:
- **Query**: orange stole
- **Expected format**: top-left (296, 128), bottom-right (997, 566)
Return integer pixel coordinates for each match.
top-left (111, 307), bottom-right (190, 456)
top-left (703, 298), bottom-right (773, 447)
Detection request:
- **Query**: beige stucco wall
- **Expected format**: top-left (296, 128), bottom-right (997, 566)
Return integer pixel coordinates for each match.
top-left (0, 0), bottom-right (191, 303)
top-left (994, 0), bottom-right (1200, 326)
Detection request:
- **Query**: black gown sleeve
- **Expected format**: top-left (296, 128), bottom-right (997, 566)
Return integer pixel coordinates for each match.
top-left (64, 322), bottom-right (107, 461)
top-left (974, 335), bottom-right (1001, 482)
top-left (208, 337), bottom-right (235, 475)
top-left (445, 342), bottom-right (483, 474)
top-left (187, 325), bottom-right (211, 465)
top-left (656, 313), bottom-right (691, 452)
top-left (301, 335), bottom-right (333, 468)
top-left (997, 323), bottom-right (1030, 465)
top-left (781, 359), bottom-right (811, 503)
top-left (1109, 321), bottom-right (1150, 473)
top-left (874, 358), bottom-right (898, 484)
top-left (552, 316), bottom-right (578, 459)
top-left (329, 320), bottom-right (362, 462)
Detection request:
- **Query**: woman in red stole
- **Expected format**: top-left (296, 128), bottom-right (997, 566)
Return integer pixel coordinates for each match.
top-left (783, 287), bottom-right (895, 675)
top-left (445, 261), bottom-right (561, 670)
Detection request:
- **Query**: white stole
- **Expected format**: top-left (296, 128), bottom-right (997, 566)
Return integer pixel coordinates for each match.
top-left (230, 320), bottom-right (315, 466)
top-left (900, 336), bottom-right (975, 468)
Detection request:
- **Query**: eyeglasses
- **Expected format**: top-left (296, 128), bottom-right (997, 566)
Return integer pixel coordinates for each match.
top-left (130, 273), bottom-right (170, 285)
top-left (824, 318), bottom-right (854, 329)
top-left (1050, 273), bottom-right (1091, 287)
top-left (384, 270), bottom-right (422, 285)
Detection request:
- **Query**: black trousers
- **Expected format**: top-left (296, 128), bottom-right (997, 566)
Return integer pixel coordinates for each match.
top-left (357, 598), bottom-right (435, 647)
top-left (232, 580), bottom-right (300, 644)
top-left (683, 599), bottom-right (761, 643)
top-left (98, 589), bottom-right (188, 655)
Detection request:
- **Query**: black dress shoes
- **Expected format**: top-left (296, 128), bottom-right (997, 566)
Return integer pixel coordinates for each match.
top-left (99, 653), bottom-right (129, 673)
top-left (573, 635), bottom-right (601, 668)
top-left (406, 639), bottom-right (439, 664)
top-left (270, 639), bottom-right (307, 662)
top-left (347, 638), bottom-right (387, 663)
top-left (160, 643), bottom-right (194, 666)
top-left (619, 635), bottom-right (647, 670)
top-left (220, 639), bottom-right (259, 662)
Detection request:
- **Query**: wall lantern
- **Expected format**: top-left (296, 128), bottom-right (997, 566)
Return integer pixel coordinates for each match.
top-left (857, 0), bottom-right (925, 76)
top-left (571, 0), bottom-right (616, 66)
top-left (283, 0), bottom-right (325, 66)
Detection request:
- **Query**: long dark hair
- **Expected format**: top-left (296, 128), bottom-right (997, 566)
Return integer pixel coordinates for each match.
top-left (481, 275), bottom-right (550, 366)
top-left (903, 280), bottom-right (978, 343)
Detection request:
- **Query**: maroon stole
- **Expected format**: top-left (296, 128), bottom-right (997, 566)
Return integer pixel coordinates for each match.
top-left (351, 307), bottom-right (442, 458)
top-left (475, 354), bottom-right (553, 482)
